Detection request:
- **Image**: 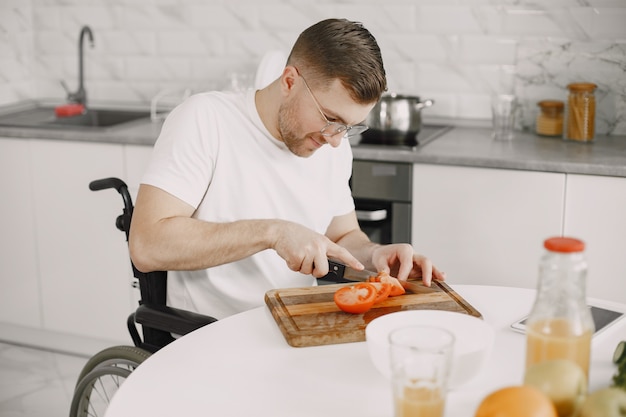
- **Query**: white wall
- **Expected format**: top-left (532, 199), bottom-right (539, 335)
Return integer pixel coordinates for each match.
top-left (1, 0), bottom-right (625, 134)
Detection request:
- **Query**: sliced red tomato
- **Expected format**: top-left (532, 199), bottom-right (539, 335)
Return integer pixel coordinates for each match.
top-left (369, 271), bottom-right (406, 296)
top-left (384, 276), bottom-right (406, 296)
top-left (334, 283), bottom-right (377, 314)
top-left (370, 281), bottom-right (392, 304)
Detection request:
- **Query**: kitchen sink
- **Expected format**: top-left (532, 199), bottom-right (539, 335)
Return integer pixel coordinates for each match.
top-left (0, 105), bottom-right (150, 130)
top-left (48, 109), bottom-right (149, 128)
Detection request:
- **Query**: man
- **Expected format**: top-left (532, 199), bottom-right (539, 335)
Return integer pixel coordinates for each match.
top-left (129, 18), bottom-right (445, 319)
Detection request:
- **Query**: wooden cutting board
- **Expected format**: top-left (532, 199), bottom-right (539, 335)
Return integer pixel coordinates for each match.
top-left (265, 280), bottom-right (481, 347)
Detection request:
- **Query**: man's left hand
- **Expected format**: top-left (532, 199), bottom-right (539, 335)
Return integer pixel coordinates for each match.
top-left (370, 244), bottom-right (446, 287)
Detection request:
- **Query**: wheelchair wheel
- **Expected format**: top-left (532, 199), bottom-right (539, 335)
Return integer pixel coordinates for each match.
top-left (69, 345), bottom-right (151, 417)
top-left (73, 345), bottom-right (152, 386)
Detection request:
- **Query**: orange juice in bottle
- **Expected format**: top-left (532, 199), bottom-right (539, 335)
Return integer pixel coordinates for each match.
top-left (524, 237), bottom-right (594, 383)
top-left (526, 318), bottom-right (592, 378)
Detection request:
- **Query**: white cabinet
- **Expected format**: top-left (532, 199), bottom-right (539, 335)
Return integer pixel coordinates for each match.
top-left (411, 164), bottom-right (565, 290)
top-left (30, 139), bottom-right (133, 342)
top-left (0, 138), bottom-right (41, 328)
top-left (0, 138), bottom-right (155, 347)
top-left (564, 174), bottom-right (626, 304)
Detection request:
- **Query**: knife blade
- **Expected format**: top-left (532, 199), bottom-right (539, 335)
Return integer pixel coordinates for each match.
top-left (324, 259), bottom-right (427, 293)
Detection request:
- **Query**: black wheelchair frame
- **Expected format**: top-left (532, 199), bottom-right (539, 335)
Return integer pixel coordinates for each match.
top-left (69, 177), bottom-right (217, 417)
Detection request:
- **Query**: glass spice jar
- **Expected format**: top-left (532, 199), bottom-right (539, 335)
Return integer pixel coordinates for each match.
top-left (536, 100), bottom-right (564, 137)
top-left (564, 82), bottom-right (597, 142)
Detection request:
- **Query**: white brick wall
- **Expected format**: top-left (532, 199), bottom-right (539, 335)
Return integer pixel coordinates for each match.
top-left (1, 0), bottom-right (625, 134)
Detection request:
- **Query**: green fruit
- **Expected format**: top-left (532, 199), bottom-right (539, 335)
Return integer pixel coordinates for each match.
top-left (579, 387), bottom-right (626, 417)
top-left (524, 359), bottom-right (587, 417)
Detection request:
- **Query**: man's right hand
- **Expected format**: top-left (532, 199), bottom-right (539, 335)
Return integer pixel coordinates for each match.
top-left (269, 220), bottom-right (363, 278)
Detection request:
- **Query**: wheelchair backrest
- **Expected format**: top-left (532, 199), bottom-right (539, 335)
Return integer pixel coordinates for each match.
top-left (89, 178), bottom-right (168, 306)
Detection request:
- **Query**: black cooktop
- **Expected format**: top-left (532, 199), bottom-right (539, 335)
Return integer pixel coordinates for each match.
top-left (352, 124), bottom-right (452, 150)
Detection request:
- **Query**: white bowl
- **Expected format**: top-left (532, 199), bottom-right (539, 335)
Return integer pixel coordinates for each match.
top-left (365, 310), bottom-right (495, 389)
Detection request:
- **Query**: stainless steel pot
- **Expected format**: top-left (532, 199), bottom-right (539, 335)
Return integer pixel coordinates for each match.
top-left (362, 94), bottom-right (434, 146)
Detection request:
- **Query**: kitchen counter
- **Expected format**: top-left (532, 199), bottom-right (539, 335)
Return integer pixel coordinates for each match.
top-left (1, 107), bottom-right (625, 178)
top-left (352, 126), bottom-right (626, 178)
top-left (0, 117), bottom-right (163, 146)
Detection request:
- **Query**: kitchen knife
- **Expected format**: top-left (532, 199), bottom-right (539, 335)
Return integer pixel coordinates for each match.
top-left (325, 259), bottom-right (377, 283)
top-left (324, 259), bottom-right (425, 293)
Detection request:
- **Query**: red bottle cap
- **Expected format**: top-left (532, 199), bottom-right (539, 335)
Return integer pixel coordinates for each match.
top-left (544, 237), bottom-right (585, 253)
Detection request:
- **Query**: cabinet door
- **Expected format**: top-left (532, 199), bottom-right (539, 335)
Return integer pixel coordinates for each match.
top-left (0, 138), bottom-right (41, 327)
top-left (412, 164), bottom-right (565, 290)
top-left (30, 139), bottom-right (132, 342)
top-left (564, 174), bottom-right (626, 304)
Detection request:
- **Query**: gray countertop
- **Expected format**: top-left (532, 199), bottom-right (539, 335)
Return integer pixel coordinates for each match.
top-left (352, 126), bottom-right (626, 177)
top-left (0, 117), bottom-right (163, 146)
top-left (1, 111), bottom-right (625, 178)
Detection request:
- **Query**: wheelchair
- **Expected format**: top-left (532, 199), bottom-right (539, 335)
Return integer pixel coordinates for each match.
top-left (69, 178), bottom-right (218, 417)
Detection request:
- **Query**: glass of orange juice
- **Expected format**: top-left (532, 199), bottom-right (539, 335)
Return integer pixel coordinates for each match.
top-left (389, 326), bottom-right (455, 417)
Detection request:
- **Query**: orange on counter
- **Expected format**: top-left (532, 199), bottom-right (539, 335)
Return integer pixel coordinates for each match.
top-left (475, 386), bottom-right (557, 417)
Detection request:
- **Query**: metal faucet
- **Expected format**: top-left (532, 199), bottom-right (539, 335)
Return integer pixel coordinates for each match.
top-left (61, 25), bottom-right (94, 106)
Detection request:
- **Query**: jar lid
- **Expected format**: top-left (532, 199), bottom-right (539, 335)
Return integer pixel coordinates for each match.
top-left (567, 82), bottom-right (597, 92)
top-left (544, 237), bottom-right (585, 253)
top-left (537, 100), bottom-right (564, 110)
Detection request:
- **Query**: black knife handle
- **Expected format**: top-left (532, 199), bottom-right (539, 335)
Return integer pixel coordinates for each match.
top-left (320, 259), bottom-right (348, 283)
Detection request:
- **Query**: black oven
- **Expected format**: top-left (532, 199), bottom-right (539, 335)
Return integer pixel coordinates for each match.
top-left (351, 160), bottom-right (412, 245)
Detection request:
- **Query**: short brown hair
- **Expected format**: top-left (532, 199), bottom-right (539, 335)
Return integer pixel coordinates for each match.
top-left (287, 18), bottom-right (387, 104)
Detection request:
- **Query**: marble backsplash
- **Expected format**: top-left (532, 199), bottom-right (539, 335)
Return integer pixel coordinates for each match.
top-left (516, 39), bottom-right (626, 135)
top-left (1, 0), bottom-right (625, 135)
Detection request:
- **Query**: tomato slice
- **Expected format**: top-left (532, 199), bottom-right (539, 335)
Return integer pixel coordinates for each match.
top-left (371, 281), bottom-right (392, 304)
top-left (334, 283), bottom-right (377, 314)
top-left (384, 276), bottom-right (406, 296)
top-left (369, 271), bottom-right (406, 296)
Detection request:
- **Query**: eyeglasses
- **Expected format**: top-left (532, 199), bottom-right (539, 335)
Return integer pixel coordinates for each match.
top-left (298, 71), bottom-right (369, 138)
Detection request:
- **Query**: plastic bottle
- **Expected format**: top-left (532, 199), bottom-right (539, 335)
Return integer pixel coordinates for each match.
top-left (525, 237), bottom-right (594, 380)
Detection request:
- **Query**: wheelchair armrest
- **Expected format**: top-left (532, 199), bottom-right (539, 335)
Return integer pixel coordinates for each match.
top-left (135, 303), bottom-right (218, 336)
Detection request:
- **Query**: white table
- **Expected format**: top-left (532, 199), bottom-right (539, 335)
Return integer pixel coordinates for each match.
top-left (104, 285), bottom-right (626, 417)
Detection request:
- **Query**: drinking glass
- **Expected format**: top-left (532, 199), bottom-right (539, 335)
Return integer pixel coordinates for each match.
top-left (491, 94), bottom-right (517, 140)
top-left (389, 326), bottom-right (455, 417)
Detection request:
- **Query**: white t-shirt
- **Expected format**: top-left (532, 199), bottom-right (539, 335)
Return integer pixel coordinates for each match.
top-left (141, 89), bottom-right (355, 319)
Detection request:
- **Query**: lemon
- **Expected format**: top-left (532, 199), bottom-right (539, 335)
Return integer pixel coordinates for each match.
top-left (524, 359), bottom-right (587, 417)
